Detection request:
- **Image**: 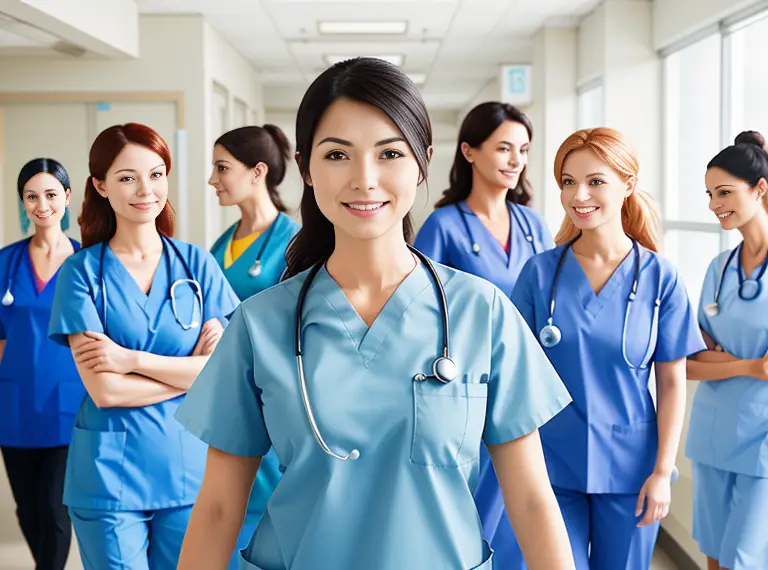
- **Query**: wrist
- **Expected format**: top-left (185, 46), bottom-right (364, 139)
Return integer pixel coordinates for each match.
top-left (130, 349), bottom-right (143, 374)
top-left (653, 465), bottom-right (673, 478)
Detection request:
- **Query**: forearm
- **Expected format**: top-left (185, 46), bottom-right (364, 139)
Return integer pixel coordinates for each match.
top-left (77, 367), bottom-right (184, 408)
top-left (654, 378), bottom-right (686, 476)
top-left (490, 435), bottom-right (575, 570)
top-left (177, 496), bottom-right (246, 569)
top-left (133, 352), bottom-right (210, 390)
top-left (686, 357), bottom-right (757, 381)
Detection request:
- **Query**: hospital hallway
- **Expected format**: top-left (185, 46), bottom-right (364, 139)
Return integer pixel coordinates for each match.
top-left (0, 461), bottom-right (680, 570)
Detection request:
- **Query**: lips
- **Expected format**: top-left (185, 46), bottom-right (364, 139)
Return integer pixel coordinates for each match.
top-left (130, 202), bottom-right (157, 210)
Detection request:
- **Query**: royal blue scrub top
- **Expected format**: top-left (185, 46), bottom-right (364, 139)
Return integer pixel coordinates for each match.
top-left (0, 237), bottom-right (84, 448)
top-left (48, 239), bottom-right (239, 511)
top-left (512, 244), bottom-right (706, 493)
top-left (176, 263), bottom-right (572, 570)
top-left (414, 201), bottom-right (554, 298)
top-left (687, 246), bottom-right (768, 477)
top-left (210, 213), bottom-right (299, 301)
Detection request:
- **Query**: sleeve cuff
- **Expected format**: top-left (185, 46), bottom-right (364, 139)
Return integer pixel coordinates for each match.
top-left (483, 394), bottom-right (572, 446)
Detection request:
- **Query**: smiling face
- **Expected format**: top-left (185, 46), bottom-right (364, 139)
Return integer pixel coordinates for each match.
top-left (21, 172), bottom-right (70, 230)
top-left (93, 143), bottom-right (168, 227)
top-left (559, 148), bottom-right (633, 232)
top-left (209, 144), bottom-right (261, 207)
top-left (304, 97), bottom-right (426, 243)
top-left (706, 166), bottom-right (767, 230)
top-left (463, 120), bottom-right (530, 190)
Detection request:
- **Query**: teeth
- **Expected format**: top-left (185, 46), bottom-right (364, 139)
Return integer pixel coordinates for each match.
top-left (575, 207), bottom-right (598, 214)
top-left (348, 203), bottom-right (384, 211)
top-left (718, 212), bottom-right (732, 219)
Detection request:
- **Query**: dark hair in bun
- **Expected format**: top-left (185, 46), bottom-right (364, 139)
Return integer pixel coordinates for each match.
top-left (707, 130), bottom-right (768, 188)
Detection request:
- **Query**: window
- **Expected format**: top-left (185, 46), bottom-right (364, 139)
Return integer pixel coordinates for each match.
top-left (577, 81), bottom-right (604, 130)
top-left (663, 34), bottom-right (722, 224)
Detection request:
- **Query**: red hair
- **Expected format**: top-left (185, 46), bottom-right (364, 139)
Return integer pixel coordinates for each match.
top-left (79, 123), bottom-right (176, 247)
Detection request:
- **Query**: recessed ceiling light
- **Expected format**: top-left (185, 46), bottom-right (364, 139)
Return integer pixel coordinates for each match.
top-left (318, 21), bottom-right (407, 35)
top-left (323, 54), bottom-right (404, 67)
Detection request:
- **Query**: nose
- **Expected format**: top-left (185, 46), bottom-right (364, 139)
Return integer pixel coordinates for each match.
top-left (508, 149), bottom-right (522, 168)
top-left (572, 182), bottom-right (591, 202)
top-left (208, 169), bottom-right (217, 186)
top-left (709, 195), bottom-right (721, 211)
top-left (350, 156), bottom-right (379, 192)
top-left (136, 178), bottom-right (152, 196)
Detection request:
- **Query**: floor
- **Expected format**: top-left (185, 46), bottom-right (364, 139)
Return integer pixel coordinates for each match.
top-left (0, 467), bottom-right (681, 570)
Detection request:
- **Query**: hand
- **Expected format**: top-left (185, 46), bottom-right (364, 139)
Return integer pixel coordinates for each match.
top-left (73, 331), bottom-right (137, 374)
top-left (635, 472), bottom-right (671, 527)
top-left (748, 354), bottom-right (768, 381)
top-left (192, 319), bottom-right (224, 356)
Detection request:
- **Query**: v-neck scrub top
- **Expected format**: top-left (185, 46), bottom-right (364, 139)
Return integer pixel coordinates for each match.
top-left (511, 244), bottom-right (705, 493)
top-left (175, 262), bottom-right (572, 570)
top-left (0, 237), bottom-right (84, 448)
top-left (48, 240), bottom-right (240, 511)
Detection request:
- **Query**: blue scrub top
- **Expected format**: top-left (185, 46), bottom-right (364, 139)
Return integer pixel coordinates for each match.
top-left (0, 237), bottom-right (84, 448)
top-left (48, 238), bottom-right (239, 511)
top-left (414, 201), bottom-right (554, 297)
top-left (210, 213), bottom-right (299, 301)
top-left (512, 244), bottom-right (706, 494)
top-left (176, 263), bottom-right (572, 570)
top-left (686, 247), bottom-right (768, 478)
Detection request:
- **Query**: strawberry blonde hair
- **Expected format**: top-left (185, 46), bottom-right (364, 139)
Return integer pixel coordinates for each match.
top-left (553, 128), bottom-right (661, 252)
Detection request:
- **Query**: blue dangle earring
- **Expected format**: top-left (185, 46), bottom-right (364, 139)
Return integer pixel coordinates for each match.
top-left (18, 198), bottom-right (30, 235)
top-left (61, 206), bottom-right (71, 232)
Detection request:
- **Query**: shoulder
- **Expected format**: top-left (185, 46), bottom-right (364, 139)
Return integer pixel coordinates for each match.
top-left (640, 248), bottom-right (691, 298)
top-left (514, 204), bottom-right (546, 226)
top-left (0, 239), bottom-right (28, 264)
top-left (210, 224), bottom-right (237, 253)
top-left (168, 238), bottom-right (217, 269)
top-left (433, 260), bottom-right (497, 307)
top-left (276, 212), bottom-right (300, 235)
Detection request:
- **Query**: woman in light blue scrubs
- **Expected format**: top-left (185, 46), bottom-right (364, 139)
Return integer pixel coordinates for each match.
top-left (414, 101), bottom-right (554, 567)
top-left (208, 126), bottom-right (299, 568)
top-left (48, 123), bottom-right (239, 569)
top-left (0, 158), bottom-right (83, 570)
top-left (511, 128), bottom-right (706, 570)
top-left (175, 58), bottom-right (576, 570)
top-left (686, 130), bottom-right (768, 570)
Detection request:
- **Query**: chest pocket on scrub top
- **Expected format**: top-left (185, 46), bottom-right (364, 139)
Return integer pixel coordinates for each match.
top-left (410, 377), bottom-right (488, 468)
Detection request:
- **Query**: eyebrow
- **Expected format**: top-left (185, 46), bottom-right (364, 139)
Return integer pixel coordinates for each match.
top-left (316, 136), bottom-right (406, 147)
top-left (114, 163), bottom-right (166, 174)
top-left (214, 159), bottom-right (231, 165)
top-left (715, 184), bottom-right (735, 189)
top-left (25, 188), bottom-right (59, 193)
top-left (560, 172), bottom-right (607, 178)
top-left (498, 140), bottom-right (529, 146)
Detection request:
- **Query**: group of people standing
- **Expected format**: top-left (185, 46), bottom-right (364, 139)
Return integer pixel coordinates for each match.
top-left (0, 56), bottom-right (765, 570)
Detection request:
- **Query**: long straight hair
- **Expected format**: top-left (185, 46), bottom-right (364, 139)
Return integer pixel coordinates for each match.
top-left (283, 57), bottom-right (432, 279)
top-left (553, 128), bottom-right (661, 252)
top-left (79, 123), bottom-right (175, 248)
top-left (436, 102), bottom-right (533, 208)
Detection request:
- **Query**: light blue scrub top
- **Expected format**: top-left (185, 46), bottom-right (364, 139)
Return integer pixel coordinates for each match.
top-left (414, 201), bottom-right (554, 298)
top-left (686, 247), bottom-right (768, 478)
top-left (48, 239), bottom-right (239, 511)
top-left (210, 213), bottom-right (299, 301)
top-left (0, 237), bottom-right (85, 448)
top-left (512, 244), bottom-right (706, 494)
top-left (175, 263), bottom-right (572, 570)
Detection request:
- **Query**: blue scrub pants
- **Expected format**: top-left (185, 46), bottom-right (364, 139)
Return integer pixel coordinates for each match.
top-left (555, 487), bottom-right (659, 570)
top-left (692, 462), bottom-right (768, 570)
top-left (69, 506), bottom-right (192, 569)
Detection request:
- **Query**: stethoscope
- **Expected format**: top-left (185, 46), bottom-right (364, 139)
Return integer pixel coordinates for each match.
top-left (2, 237), bottom-right (78, 307)
top-left (246, 220), bottom-right (277, 278)
top-left (456, 202), bottom-right (537, 256)
top-left (99, 235), bottom-right (203, 336)
top-left (538, 234), bottom-right (661, 370)
top-left (295, 245), bottom-right (456, 462)
top-left (704, 242), bottom-right (768, 317)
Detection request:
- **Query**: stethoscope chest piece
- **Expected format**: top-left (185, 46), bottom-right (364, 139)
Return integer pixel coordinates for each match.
top-left (539, 322), bottom-right (562, 348)
top-left (433, 356), bottom-right (458, 383)
top-left (248, 260), bottom-right (262, 277)
top-left (1, 290), bottom-right (13, 307)
top-left (740, 279), bottom-right (761, 299)
top-left (704, 303), bottom-right (719, 317)
top-left (471, 243), bottom-right (480, 254)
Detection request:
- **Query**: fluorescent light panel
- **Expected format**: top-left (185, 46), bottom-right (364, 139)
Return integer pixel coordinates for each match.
top-left (318, 21), bottom-right (407, 35)
top-left (323, 54), bottom-right (404, 67)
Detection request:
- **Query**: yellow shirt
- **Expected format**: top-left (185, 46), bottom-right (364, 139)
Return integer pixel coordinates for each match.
top-left (223, 231), bottom-right (262, 269)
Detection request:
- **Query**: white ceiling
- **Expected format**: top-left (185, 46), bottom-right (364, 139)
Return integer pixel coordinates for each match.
top-left (137, 0), bottom-right (603, 110)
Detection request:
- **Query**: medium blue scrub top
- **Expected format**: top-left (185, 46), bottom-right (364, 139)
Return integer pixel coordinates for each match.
top-left (686, 247), bottom-right (768, 478)
top-left (176, 263), bottom-right (572, 570)
top-left (48, 239), bottom-right (239, 511)
top-left (512, 244), bottom-right (706, 493)
top-left (414, 201), bottom-right (554, 298)
top-left (210, 213), bottom-right (299, 301)
top-left (0, 237), bottom-right (84, 448)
